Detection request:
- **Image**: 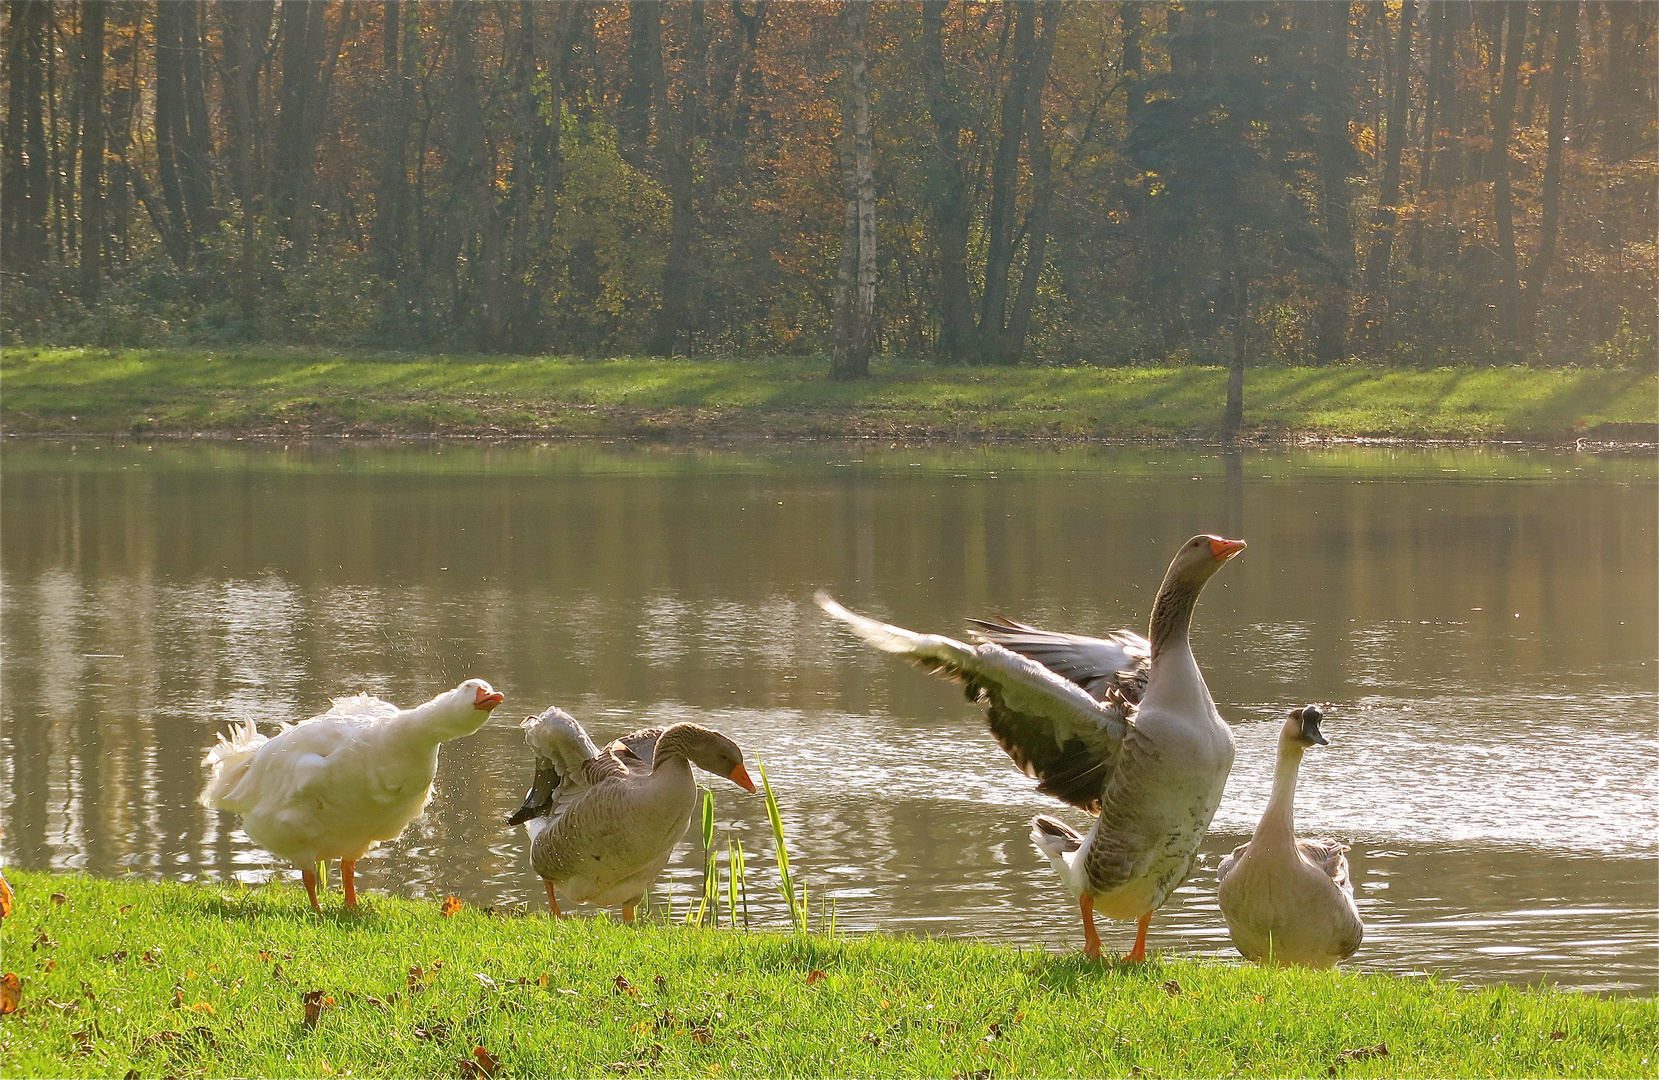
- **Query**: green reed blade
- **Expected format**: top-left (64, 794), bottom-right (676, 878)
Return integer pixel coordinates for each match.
top-left (756, 757), bottom-right (803, 933)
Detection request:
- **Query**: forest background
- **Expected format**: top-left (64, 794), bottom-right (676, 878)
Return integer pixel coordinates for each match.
top-left (2, 0), bottom-right (1654, 382)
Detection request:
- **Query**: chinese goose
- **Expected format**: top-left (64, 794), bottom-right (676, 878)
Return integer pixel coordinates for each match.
top-left (1217, 705), bottom-right (1363, 968)
top-left (201, 679), bottom-right (504, 910)
top-left (817, 534), bottom-right (1244, 961)
top-left (507, 706), bottom-right (756, 921)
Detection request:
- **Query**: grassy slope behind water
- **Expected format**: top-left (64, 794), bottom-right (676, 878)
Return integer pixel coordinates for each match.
top-left (2, 347), bottom-right (1654, 440)
top-left (1, 872), bottom-right (1651, 1079)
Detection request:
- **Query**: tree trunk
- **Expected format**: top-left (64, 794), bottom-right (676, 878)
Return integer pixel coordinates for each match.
top-left (648, 2), bottom-right (707, 356)
top-left (977, 2), bottom-right (1038, 357)
top-left (5, 0), bottom-right (54, 275)
top-left (1522, 1), bottom-right (1578, 344)
top-left (1491, 1), bottom-right (1526, 343)
top-left (177, 0), bottom-right (215, 239)
top-left (1361, 0), bottom-right (1414, 301)
top-left (1006, 1), bottom-right (1063, 358)
top-left (153, 0), bottom-right (193, 261)
top-left (78, 0), bottom-right (105, 300)
top-left (1121, 1), bottom-right (1143, 115)
top-left (216, 0), bottom-right (272, 314)
top-left (618, 1), bottom-right (661, 172)
top-left (831, 0), bottom-right (875, 380)
top-left (1311, 0), bottom-right (1357, 364)
top-left (272, 0), bottom-right (327, 264)
top-left (1224, 269), bottom-right (1248, 439)
top-left (920, 1), bottom-right (974, 361)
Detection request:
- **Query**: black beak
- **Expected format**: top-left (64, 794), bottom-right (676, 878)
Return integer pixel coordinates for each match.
top-left (1299, 705), bottom-right (1329, 746)
top-left (506, 757), bottom-right (560, 826)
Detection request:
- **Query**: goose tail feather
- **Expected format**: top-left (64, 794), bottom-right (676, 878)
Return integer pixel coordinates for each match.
top-left (199, 716), bottom-right (267, 812)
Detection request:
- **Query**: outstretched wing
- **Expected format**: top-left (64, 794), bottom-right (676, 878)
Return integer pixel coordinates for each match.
top-left (966, 614), bottom-right (1149, 708)
top-left (817, 591), bottom-right (1129, 813)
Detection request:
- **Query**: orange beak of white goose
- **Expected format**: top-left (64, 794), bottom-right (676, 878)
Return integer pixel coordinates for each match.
top-left (474, 687), bottom-right (505, 710)
top-left (727, 763), bottom-right (758, 793)
top-left (1207, 537), bottom-right (1247, 561)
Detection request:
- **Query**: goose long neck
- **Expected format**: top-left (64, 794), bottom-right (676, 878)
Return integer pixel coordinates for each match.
top-left (1148, 574), bottom-right (1205, 659)
top-left (1254, 740), bottom-right (1305, 849)
top-left (651, 723), bottom-right (700, 772)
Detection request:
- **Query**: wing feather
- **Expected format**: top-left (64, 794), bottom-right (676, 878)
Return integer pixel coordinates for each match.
top-left (817, 591), bottom-right (1128, 812)
top-left (966, 614), bottom-right (1148, 708)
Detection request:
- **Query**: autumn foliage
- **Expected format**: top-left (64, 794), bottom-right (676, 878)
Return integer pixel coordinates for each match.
top-left (0, 2), bottom-right (1653, 368)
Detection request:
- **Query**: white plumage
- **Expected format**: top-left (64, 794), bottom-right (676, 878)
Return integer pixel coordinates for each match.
top-left (201, 678), bottom-right (504, 909)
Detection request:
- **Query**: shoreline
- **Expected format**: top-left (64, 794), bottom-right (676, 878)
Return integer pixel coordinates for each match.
top-left (4, 346), bottom-right (1653, 448)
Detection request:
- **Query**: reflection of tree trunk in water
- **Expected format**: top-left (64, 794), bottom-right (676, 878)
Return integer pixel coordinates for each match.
top-left (1522, 2), bottom-right (1577, 345)
top-left (1222, 450), bottom-right (1245, 539)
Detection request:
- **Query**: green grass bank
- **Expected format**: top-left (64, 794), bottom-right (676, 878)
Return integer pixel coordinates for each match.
top-left (2, 346), bottom-right (1653, 442)
top-left (1, 872), bottom-right (1651, 1079)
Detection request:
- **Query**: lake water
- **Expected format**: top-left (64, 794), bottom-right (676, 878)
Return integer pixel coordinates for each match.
top-left (2, 439), bottom-right (1654, 994)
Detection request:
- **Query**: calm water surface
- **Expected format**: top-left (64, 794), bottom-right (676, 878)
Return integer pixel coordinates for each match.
top-left (2, 440), bottom-right (1654, 993)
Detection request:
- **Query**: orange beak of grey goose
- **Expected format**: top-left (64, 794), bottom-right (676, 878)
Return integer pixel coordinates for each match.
top-left (1207, 536), bottom-right (1247, 561)
top-left (727, 763), bottom-right (758, 793)
top-left (474, 687), bottom-right (505, 710)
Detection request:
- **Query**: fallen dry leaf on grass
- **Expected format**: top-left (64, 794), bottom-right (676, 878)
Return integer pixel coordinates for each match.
top-left (301, 989), bottom-right (334, 1030)
top-left (440, 895), bottom-right (464, 917)
top-left (50, 892), bottom-right (67, 906)
top-left (1160, 980), bottom-right (1182, 996)
top-left (1, 973), bottom-right (21, 1015)
top-left (454, 1041), bottom-right (497, 1075)
top-left (805, 969), bottom-right (826, 986)
top-left (612, 974), bottom-right (639, 997)
top-left (1550, 1030), bottom-right (1567, 1041)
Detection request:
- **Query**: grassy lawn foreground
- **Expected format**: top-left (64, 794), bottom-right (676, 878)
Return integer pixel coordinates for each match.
top-left (1, 872), bottom-right (1652, 1079)
top-left (2, 346), bottom-right (1653, 441)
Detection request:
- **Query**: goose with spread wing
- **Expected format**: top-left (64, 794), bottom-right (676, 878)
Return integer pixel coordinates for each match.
top-left (817, 534), bottom-right (1244, 961)
top-left (507, 706), bottom-right (756, 921)
top-left (1217, 705), bottom-right (1363, 968)
top-left (201, 679), bottom-right (504, 910)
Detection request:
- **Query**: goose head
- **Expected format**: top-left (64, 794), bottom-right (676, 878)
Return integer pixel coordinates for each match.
top-left (656, 723), bottom-right (757, 793)
top-left (415, 678), bottom-right (503, 738)
top-left (1171, 534), bottom-right (1247, 583)
top-left (1148, 535), bottom-right (1246, 653)
top-left (1281, 704), bottom-right (1329, 748)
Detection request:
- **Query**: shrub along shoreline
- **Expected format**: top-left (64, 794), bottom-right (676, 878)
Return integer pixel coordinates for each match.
top-left (0, 871), bottom-right (1652, 1079)
top-left (2, 346), bottom-right (1654, 444)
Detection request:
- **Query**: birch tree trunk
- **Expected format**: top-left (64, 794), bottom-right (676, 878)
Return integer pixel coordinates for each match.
top-left (831, 0), bottom-right (875, 380)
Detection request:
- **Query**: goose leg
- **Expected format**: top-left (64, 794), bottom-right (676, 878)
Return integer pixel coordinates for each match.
top-left (543, 881), bottom-right (562, 917)
top-left (341, 860), bottom-right (358, 910)
top-left (301, 868), bottom-right (321, 912)
top-left (1080, 895), bottom-right (1102, 959)
top-left (620, 903), bottom-right (637, 924)
top-left (1122, 912), bottom-right (1152, 964)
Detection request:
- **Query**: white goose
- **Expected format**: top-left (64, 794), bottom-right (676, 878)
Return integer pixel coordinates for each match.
top-left (508, 705), bottom-right (756, 921)
top-left (200, 679), bottom-right (504, 910)
top-left (1217, 705), bottom-right (1363, 968)
top-left (817, 534), bottom-right (1244, 961)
